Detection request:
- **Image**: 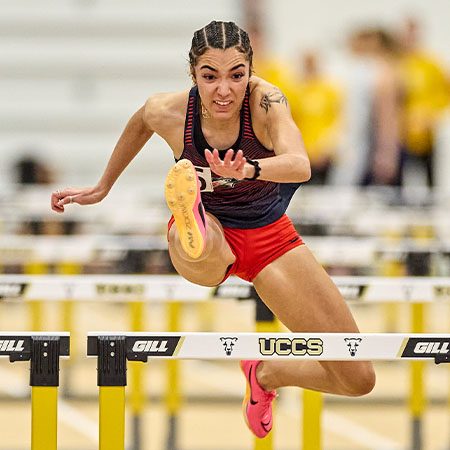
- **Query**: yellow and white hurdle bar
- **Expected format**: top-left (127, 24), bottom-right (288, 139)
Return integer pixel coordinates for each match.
top-left (0, 273), bottom-right (450, 302)
top-left (87, 332), bottom-right (450, 450)
top-left (0, 332), bottom-right (70, 450)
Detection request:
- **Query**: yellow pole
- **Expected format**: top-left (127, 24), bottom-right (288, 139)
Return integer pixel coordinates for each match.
top-left (58, 262), bottom-right (80, 351)
top-left (129, 301), bottom-right (145, 450)
top-left (166, 301), bottom-right (182, 450)
top-left (254, 318), bottom-right (278, 450)
top-left (25, 262), bottom-right (48, 331)
top-left (99, 386), bottom-right (126, 450)
top-left (408, 224), bottom-right (433, 450)
top-left (410, 302), bottom-right (426, 450)
top-left (166, 301), bottom-right (182, 413)
top-left (302, 389), bottom-right (323, 450)
top-left (31, 386), bottom-right (58, 450)
top-left (58, 262), bottom-right (80, 397)
top-left (379, 230), bottom-right (405, 333)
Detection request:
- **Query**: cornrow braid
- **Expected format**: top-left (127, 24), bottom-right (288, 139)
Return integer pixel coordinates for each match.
top-left (189, 20), bottom-right (253, 81)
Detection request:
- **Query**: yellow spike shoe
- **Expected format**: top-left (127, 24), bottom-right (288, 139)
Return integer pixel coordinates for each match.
top-left (165, 159), bottom-right (207, 259)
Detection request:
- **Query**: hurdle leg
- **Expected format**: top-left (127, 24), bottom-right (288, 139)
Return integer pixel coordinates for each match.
top-left (302, 389), bottom-right (322, 450)
top-left (100, 387), bottom-right (126, 450)
top-left (166, 301), bottom-right (182, 450)
top-left (410, 303), bottom-right (426, 450)
top-left (25, 262), bottom-right (48, 331)
top-left (406, 226), bottom-right (432, 450)
top-left (97, 336), bottom-right (127, 450)
top-left (254, 298), bottom-right (278, 450)
top-left (32, 387), bottom-right (58, 450)
top-left (380, 256), bottom-right (404, 333)
top-left (58, 261), bottom-right (81, 398)
top-left (30, 336), bottom-right (66, 450)
top-left (129, 301), bottom-right (145, 450)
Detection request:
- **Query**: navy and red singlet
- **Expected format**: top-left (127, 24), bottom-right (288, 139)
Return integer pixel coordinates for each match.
top-left (177, 85), bottom-right (300, 229)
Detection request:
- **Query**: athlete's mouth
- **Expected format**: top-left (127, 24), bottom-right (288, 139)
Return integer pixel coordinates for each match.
top-left (214, 100), bottom-right (232, 106)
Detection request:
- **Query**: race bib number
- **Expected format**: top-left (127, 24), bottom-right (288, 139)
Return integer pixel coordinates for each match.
top-left (195, 166), bottom-right (214, 192)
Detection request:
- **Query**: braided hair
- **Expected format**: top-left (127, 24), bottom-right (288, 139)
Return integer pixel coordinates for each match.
top-left (189, 21), bottom-right (253, 81)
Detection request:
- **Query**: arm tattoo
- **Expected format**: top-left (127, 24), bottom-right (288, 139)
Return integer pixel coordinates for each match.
top-left (259, 89), bottom-right (288, 113)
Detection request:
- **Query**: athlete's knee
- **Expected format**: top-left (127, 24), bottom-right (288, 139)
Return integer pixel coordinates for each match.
top-left (340, 362), bottom-right (376, 397)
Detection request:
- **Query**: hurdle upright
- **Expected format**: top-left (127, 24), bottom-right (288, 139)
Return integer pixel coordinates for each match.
top-left (0, 332), bottom-right (70, 450)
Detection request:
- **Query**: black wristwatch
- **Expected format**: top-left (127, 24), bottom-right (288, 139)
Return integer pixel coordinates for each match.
top-left (244, 158), bottom-right (261, 181)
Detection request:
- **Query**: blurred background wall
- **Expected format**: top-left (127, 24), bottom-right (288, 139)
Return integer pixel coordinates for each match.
top-left (1, 0), bottom-right (449, 194)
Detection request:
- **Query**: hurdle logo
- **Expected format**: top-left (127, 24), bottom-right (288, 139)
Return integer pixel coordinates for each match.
top-left (129, 336), bottom-right (181, 357)
top-left (344, 338), bottom-right (362, 357)
top-left (220, 337), bottom-right (238, 356)
top-left (132, 340), bottom-right (169, 353)
top-left (213, 284), bottom-right (253, 300)
top-left (96, 284), bottom-right (145, 297)
top-left (0, 283), bottom-right (27, 299)
top-left (401, 337), bottom-right (450, 358)
top-left (0, 340), bottom-right (25, 352)
top-left (259, 338), bottom-right (323, 356)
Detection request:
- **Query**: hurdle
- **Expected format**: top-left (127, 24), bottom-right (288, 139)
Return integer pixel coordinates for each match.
top-left (0, 332), bottom-right (70, 450)
top-left (1, 274), bottom-right (450, 450)
top-left (87, 331), bottom-right (450, 450)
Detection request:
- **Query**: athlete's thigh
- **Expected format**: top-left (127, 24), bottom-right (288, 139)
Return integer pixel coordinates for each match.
top-left (252, 245), bottom-right (360, 333)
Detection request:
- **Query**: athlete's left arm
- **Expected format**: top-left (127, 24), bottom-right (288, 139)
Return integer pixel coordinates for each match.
top-left (253, 87), bottom-right (311, 183)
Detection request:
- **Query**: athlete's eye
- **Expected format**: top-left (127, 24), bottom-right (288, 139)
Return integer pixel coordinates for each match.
top-left (232, 73), bottom-right (245, 80)
top-left (202, 74), bottom-right (216, 81)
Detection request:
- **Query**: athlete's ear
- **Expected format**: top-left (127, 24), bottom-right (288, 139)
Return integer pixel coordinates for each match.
top-left (190, 68), bottom-right (197, 84)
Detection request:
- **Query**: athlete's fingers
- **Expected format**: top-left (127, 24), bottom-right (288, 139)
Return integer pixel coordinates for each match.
top-left (51, 197), bottom-right (65, 213)
top-left (236, 158), bottom-right (246, 174)
top-left (212, 149), bottom-right (222, 165)
top-left (51, 192), bottom-right (63, 211)
top-left (57, 195), bottom-right (77, 207)
top-left (204, 149), bottom-right (214, 165)
top-left (223, 149), bottom-right (234, 166)
top-left (236, 154), bottom-right (246, 171)
top-left (231, 150), bottom-right (244, 167)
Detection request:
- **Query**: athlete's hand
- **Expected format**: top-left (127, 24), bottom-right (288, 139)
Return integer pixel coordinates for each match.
top-left (205, 148), bottom-right (249, 180)
top-left (51, 186), bottom-right (108, 213)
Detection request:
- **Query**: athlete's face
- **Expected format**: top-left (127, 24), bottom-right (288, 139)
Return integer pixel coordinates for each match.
top-left (194, 47), bottom-right (250, 120)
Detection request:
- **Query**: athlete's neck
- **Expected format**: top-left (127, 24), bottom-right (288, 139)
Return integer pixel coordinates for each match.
top-left (200, 113), bottom-right (241, 151)
top-left (200, 113), bottom-right (240, 132)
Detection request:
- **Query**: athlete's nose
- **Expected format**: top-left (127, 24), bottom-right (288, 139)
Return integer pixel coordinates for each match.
top-left (217, 79), bottom-right (231, 97)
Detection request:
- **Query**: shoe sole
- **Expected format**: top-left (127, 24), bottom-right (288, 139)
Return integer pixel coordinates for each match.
top-left (165, 160), bottom-right (205, 259)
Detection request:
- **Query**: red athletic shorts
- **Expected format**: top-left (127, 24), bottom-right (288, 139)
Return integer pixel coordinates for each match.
top-left (167, 214), bottom-right (304, 282)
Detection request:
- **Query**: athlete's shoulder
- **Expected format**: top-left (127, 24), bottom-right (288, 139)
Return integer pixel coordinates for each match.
top-left (249, 76), bottom-right (290, 124)
top-left (143, 90), bottom-right (190, 132)
top-left (249, 76), bottom-right (282, 101)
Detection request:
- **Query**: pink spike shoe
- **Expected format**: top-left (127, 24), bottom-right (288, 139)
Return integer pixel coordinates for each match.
top-left (165, 159), bottom-right (207, 259)
top-left (240, 360), bottom-right (276, 438)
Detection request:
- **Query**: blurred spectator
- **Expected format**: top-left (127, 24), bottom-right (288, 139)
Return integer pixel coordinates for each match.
top-left (363, 28), bottom-right (402, 185)
top-left (397, 17), bottom-right (450, 187)
top-left (14, 155), bottom-right (54, 185)
top-left (13, 155), bottom-right (75, 236)
top-left (332, 27), bottom-right (401, 186)
top-left (290, 51), bottom-right (342, 184)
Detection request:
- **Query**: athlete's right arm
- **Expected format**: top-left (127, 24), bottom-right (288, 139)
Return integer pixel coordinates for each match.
top-left (51, 100), bottom-right (155, 213)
